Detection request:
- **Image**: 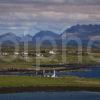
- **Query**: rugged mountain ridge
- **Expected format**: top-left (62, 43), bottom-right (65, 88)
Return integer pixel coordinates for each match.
top-left (0, 24), bottom-right (100, 46)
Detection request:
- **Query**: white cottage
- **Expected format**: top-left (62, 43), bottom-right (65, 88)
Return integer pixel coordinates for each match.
top-left (49, 50), bottom-right (56, 55)
top-left (36, 53), bottom-right (43, 57)
top-left (14, 52), bottom-right (19, 55)
top-left (2, 52), bottom-right (8, 56)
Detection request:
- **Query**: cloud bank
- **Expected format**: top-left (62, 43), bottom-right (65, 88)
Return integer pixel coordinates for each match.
top-left (0, 0), bottom-right (100, 35)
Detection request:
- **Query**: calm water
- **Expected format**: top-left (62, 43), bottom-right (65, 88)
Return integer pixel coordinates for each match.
top-left (0, 67), bottom-right (100, 100)
top-left (0, 91), bottom-right (100, 100)
top-left (57, 68), bottom-right (100, 78)
top-left (0, 66), bottom-right (100, 78)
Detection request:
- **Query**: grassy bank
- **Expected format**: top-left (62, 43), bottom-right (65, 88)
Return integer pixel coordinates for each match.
top-left (0, 54), bottom-right (100, 69)
top-left (0, 76), bottom-right (100, 93)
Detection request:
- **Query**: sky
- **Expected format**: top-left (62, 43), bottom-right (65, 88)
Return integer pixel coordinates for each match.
top-left (0, 0), bottom-right (100, 36)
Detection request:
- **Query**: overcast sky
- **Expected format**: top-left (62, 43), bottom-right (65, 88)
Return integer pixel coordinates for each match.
top-left (0, 0), bottom-right (100, 36)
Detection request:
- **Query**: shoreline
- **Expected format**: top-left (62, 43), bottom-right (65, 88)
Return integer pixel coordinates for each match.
top-left (0, 76), bottom-right (100, 94)
top-left (0, 86), bottom-right (100, 94)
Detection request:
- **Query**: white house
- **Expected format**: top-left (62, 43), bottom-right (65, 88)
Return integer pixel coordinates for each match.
top-left (24, 52), bottom-right (28, 55)
top-left (2, 52), bottom-right (8, 56)
top-left (36, 53), bottom-right (43, 57)
top-left (22, 52), bottom-right (28, 56)
top-left (14, 52), bottom-right (19, 55)
top-left (49, 50), bottom-right (56, 55)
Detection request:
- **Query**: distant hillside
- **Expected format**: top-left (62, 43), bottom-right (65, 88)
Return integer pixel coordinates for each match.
top-left (62, 24), bottom-right (100, 39)
top-left (61, 24), bottom-right (100, 47)
top-left (21, 34), bottom-right (33, 42)
top-left (32, 31), bottom-right (60, 40)
top-left (0, 24), bottom-right (100, 47)
top-left (32, 31), bottom-right (61, 46)
top-left (0, 32), bottom-right (21, 42)
top-left (0, 33), bottom-right (33, 43)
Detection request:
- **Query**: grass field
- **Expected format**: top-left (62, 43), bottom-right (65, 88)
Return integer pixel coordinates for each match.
top-left (0, 76), bottom-right (100, 88)
top-left (0, 54), bottom-right (100, 69)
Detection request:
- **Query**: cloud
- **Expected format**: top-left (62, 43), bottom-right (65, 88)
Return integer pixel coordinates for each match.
top-left (0, 0), bottom-right (100, 35)
top-left (0, 4), bottom-right (100, 22)
top-left (0, 0), bottom-right (100, 5)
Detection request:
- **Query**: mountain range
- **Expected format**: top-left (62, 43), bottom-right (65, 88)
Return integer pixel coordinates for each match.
top-left (0, 24), bottom-right (100, 46)
top-left (62, 24), bottom-right (100, 39)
